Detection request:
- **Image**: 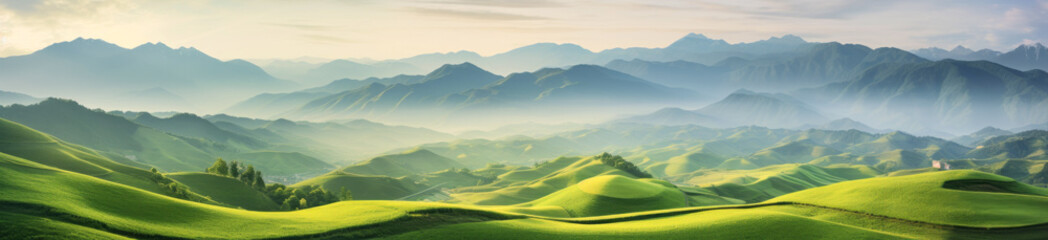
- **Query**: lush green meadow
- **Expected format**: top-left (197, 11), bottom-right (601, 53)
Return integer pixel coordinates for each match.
top-left (2, 108), bottom-right (1048, 239)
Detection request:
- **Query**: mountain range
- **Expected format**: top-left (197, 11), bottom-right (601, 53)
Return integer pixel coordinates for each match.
top-left (0, 38), bottom-right (295, 112)
top-left (912, 43), bottom-right (1048, 71)
top-left (617, 90), bottom-right (827, 128)
top-left (248, 34), bottom-right (814, 86)
top-left (0, 90), bottom-right (42, 106)
top-left (232, 62), bottom-right (700, 129)
top-left (798, 59), bottom-right (1048, 133)
top-left (605, 42), bottom-right (930, 95)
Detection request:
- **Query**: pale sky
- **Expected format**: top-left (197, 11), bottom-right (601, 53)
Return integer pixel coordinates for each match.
top-left (1, 0), bottom-right (1046, 61)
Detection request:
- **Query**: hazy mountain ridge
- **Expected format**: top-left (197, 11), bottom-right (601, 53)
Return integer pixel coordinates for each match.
top-left (913, 43), bottom-right (1048, 71)
top-left (252, 33), bottom-right (813, 86)
top-left (799, 59), bottom-right (1048, 133)
top-left (0, 90), bottom-right (42, 106)
top-left (0, 38), bottom-right (296, 112)
top-left (605, 42), bottom-right (929, 96)
top-left (616, 90), bottom-right (826, 128)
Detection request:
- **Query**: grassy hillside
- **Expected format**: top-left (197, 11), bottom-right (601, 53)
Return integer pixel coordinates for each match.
top-left (0, 152), bottom-right (513, 239)
top-left (644, 150), bottom-right (728, 177)
top-left (968, 130), bottom-right (1048, 159)
top-left (0, 99), bottom-right (216, 171)
top-left (692, 164), bottom-right (878, 203)
top-left (771, 170), bottom-right (1048, 226)
top-left (519, 175), bottom-right (688, 217)
top-left (130, 112), bottom-right (265, 149)
top-left (165, 172), bottom-right (279, 211)
top-left (449, 155), bottom-right (646, 205)
top-left (291, 171), bottom-right (427, 200)
top-left (341, 148), bottom-right (464, 177)
top-left (0, 99), bottom-right (339, 177)
top-left (0, 117), bottom-right (216, 203)
top-left (3, 149), bottom-right (1047, 239)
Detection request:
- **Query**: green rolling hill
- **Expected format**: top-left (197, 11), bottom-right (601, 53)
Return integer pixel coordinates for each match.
top-left (290, 171), bottom-right (427, 200)
top-left (953, 127), bottom-right (1014, 147)
top-left (518, 175), bottom-right (688, 217)
top-left (0, 117), bottom-right (215, 203)
top-left (449, 154), bottom-right (651, 205)
top-left (2, 142), bottom-right (1047, 239)
top-left (0, 99), bottom-right (334, 176)
top-left (129, 112), bottom-right (266, 148)
top-left (770, 170), bottom-right (1048, 226)
top-left (165, 172), bottom-right (279, 211)
top-left (967, 130), bottom-right (1048, 159)
top-left (694, 164), bottom-right (878, 203)
top-left (340, 148), bottom-right (464, 177)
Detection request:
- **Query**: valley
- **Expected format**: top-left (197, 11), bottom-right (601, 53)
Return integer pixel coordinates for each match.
top-left (2, 1), bottom-right (1047, 238)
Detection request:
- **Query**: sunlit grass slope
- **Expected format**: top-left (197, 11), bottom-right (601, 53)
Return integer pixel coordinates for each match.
top-left (3, 151), bottom-right (1048, 239)
top-left (340, 148), bottom-right (464, 177)
top-left (0, 117), bottom-right (214, 202)
top-left (449, 156), bottom-right (640, 205)
top-left (0, 99), bottom-right (215, 171)
top-left (519, 175), bottom-right (687, 217)
top-left (771, 170), bottom-right (1048, 226)
top-left (291, 171), bottom-right (427, 200)
top-left (692, 164), bottom-right (878, 203)
top-left (0, 152), bottom-right (518, 239)
top-left (165, 172), bottom-right (278, 211)
top-left (0, 212), bottom-right (132, 240)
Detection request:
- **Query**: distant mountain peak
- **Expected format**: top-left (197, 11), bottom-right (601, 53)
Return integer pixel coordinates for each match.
top-left (267, 118), bottom-right (297, 128)
top-left (34, 37), bottom-right (125, 56)
top-left (1020, 42), bottom-right (1046, 49)
top-left (565, 64), bottom-right (604, 72)
top-left (668, 33), bottom-right (729, 49)
top-left (132, 42), bottom-right (174, 52)
top-left (430, 62), bottom-right (484, 74)
top-left (949, 45), bottom-right (973, 54)
top-left (683, 33), bottom-right (709, 39)
top-left (69, 37), bottom-right (105, 44)
top-left (977, 126), bottom-right (1003, 131)
top-left (765, 34), bottom-right (806, 43)
top-left (505, 42), bottom-right (593, 55)
top-left (36, 98), bottom-right (84, 108)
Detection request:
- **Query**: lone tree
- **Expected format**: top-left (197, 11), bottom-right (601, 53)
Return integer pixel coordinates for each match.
top-left (229, 160), bottom-right (241, 178)
top-left (206, 158), bottom-right (229, 176)
top-left (241, 165), bottom-right (256, 185)
top-left (253, 172), bottom-right (266, 190)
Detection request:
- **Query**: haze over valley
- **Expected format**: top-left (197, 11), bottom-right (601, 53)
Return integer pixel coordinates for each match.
top-left (1, 1), bottom-right (1048, 239)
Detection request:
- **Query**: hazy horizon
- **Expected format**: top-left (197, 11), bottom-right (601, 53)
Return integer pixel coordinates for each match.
top-left (1, 0), bottom-right (1046, 61)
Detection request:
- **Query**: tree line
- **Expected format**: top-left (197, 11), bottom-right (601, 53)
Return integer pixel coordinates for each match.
top-left (596, 153), bottom-right (653, 178)
top-left (206, 158), bottom-right (350, 210)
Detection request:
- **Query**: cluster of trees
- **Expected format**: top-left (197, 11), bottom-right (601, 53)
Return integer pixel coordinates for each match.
top-left (206, 158), bottom-right (265, 191)
top-left (596, 153), bottom-right (653, 178)
top-left (206, 158), bottom-right (350, 210)
top-left (264, 184), bottom-right (351, 210)
top-left (149, 167), bottom-right (190, 199)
